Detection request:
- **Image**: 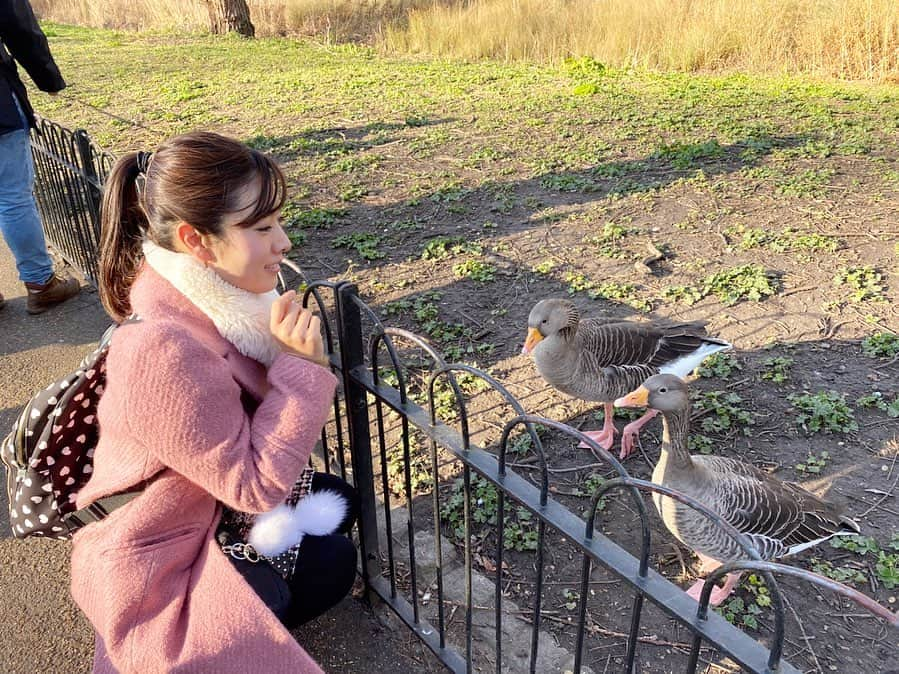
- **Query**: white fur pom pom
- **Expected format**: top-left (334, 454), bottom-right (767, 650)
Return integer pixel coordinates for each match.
top-left (247, 503), bottom-right (304, 557)
top-left (246, 490), bottom-right (348, 557)
top-left (290, 489), bottom-right (347, 536)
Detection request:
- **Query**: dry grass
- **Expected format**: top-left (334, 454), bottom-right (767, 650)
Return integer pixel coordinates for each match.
top-left (31, 0), bottom-right (438, 39)
top-left (33, 0), bottom-right (899, 80)
top-left (388, 0), bottom-right (899, 80)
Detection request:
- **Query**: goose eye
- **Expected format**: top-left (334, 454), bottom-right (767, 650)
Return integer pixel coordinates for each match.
top-left (541, 319), bottom-right (547, 324)
top-left (658, 387), bottom-right (668, 394)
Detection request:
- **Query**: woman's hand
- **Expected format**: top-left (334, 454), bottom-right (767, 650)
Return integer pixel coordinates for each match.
top-left (270, 291), bottom-right (327, 366)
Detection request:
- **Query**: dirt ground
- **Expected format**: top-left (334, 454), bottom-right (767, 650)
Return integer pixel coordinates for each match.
top-left (295, 141), bottom-right (899, 673)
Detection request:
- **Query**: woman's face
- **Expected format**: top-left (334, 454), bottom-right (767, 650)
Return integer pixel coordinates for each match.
top-left (206, 180), bottom-right (291, 294)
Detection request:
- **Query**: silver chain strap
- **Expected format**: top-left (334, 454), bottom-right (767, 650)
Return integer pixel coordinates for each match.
top-left (221, 541), bottom-right (265, 563)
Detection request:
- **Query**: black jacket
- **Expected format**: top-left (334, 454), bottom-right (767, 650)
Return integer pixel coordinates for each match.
top-left (0, 0), bottom-right (66, 135)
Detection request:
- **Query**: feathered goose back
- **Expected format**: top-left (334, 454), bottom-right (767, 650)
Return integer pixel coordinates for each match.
top-left (526, 298), bottom-right (731, 402)
top-left (617, 374), bottom-right (860, 563)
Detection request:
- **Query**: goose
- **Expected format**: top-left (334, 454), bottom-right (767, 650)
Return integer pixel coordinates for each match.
top-left (521, 298), bottom-right (731, 458)
top-left (615, 374), bottom-right (860, 605)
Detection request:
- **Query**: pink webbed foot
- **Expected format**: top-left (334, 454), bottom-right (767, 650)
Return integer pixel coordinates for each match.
top-left (578, 427), bottom-right (618, 451)
top-left (578, 402), bottom-right (618, 452)
top-left (618, 409), bottom-right (659, 459)
top-left (685, 572), bottom-right (742, 607)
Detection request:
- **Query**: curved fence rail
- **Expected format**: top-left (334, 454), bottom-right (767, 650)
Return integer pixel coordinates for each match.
top-left (32, 120), bottom-right (897, 673)
top-left (30, 115), bottom-right (115, 284)
top-left (326, 282), bottom-right (898, 674)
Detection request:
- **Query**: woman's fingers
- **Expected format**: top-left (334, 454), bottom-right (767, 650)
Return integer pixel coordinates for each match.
top-left (270, 291), bottom-right (296, 330)
top-left (271, 295), bottom-right (326, 363)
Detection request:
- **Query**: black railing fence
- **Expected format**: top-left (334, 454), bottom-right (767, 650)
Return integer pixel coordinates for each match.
top-left (30, 116), bottom-right (114, 284)
top-left (300, 280), bottom-right (897, 674)
top-left (32, 123), bottom-right (898, 673)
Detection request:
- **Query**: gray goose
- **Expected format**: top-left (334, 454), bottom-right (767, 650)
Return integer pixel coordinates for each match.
top-left (522, 298), bottom-right (731, 458)
top-left (616, 374), bottom-right (860, 605)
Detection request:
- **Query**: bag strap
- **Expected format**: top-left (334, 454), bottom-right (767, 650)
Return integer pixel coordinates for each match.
top-left (62, 489), bottom-right (144, 532)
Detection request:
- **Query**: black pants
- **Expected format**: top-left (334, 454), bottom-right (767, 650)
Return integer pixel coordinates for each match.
top-left (229, 472), bottom-right (360, 628)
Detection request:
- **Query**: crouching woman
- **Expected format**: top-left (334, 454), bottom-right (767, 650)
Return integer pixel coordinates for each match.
top-left (70, 131), bottom-right (358, 673)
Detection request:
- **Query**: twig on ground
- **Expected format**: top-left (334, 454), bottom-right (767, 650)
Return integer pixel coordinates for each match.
top-left (783, 594), bottom-right (821, 674)
top-left (858, 471), bottom-right (899, 518)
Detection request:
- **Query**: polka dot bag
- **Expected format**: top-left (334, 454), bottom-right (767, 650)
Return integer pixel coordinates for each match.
top-left (2, 321), bottom-right (141, 540)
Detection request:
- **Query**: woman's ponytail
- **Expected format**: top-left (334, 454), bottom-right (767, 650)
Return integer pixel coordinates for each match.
top-left (98, 153), bottom-right (146, 322)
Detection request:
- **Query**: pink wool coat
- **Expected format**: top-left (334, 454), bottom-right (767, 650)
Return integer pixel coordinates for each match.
top-left (70, 265), bottom-right (338, 674)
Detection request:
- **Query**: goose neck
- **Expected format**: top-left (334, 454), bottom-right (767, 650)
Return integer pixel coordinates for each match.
top-left (660, 408), bottom-right (693, 468)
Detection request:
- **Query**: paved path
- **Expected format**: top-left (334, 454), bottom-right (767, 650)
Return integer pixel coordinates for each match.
top-left (0, 243), bottom-right (442, 673)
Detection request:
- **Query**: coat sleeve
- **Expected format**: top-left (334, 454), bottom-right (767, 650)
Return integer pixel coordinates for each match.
top-left (0, 0), bottom-right (66, 92)
top-left (115, 322), bottom-right (338, 513)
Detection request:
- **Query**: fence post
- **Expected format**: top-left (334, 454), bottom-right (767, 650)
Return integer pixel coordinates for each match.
top-left (73, 129), bottom-right (102, 226)
top-left (336, 283), bottom-right (381, 585)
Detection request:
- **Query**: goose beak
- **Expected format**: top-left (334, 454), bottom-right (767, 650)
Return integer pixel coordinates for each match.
top-left (615, 386), bottom-right (649, 408)
top-left (521, 328), bottom-right (543, 355)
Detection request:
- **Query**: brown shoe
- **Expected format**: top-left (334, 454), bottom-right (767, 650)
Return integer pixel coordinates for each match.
top-left (24, 274), bottom-right (81, 314)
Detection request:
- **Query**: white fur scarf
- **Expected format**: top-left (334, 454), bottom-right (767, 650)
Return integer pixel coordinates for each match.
top-left (142, 240), bottom-right (283, 367)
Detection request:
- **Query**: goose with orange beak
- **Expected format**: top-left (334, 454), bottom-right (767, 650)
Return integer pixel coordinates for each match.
top-left (522, 298), bottom-right (730, 459)
top-left (616, 374), bottom-right (859, 606)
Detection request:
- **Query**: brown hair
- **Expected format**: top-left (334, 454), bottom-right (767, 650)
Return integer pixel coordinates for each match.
top-left (98, 131), bottom-right (286, 321)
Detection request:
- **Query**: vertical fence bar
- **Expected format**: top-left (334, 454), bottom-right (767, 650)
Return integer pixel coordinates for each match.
top-left (337, 283), bottom-right (380, 583)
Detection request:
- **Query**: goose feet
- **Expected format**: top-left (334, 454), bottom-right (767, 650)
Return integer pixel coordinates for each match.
top-left (685, 572), bottom-right (743, 607)
top-left (578, 403), bottom-right (618, 452)
top-left (619, 409), bottom-right (659, 459)
top-left (578, 427), bottom-right (618, 451)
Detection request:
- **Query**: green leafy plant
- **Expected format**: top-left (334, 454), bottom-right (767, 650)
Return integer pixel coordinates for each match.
top-left (697, 353), bottom-right (742, 379)
top-left (532, 259), bottom-right (557, 275)
top-left (760, 356), bottom-right (793, 383)
top-left (281, 204), bottom-right (347, 230)
top-left (540, 172), bottom-right (596, 193)
top-left (810, 558), bottom-right (867, 585)
top-left (834, 266), bottom-right (886, 302)
top-left (688, 434), bottom-right (715, 454)
top-left (856, 392), bottom-right (899, 418)
top-left (661, 284), bottom-right (704, 306)
top-left (775, 168), bottom-right (835, 197)
top-left (787, 391), bottom-right (858, 434)
top-left (830, 534), bottom-right (899, 589)
top-left (332, 232), bottom-right (385, 260)
top-left (564, 273), bottom-right (651, 312)
top-left (384, 433), bottom-right (434, 497)
top-left (716, 574), bottom-right (771, 629)
top-left (795, 450), bottom-right (829, 474)
top-left (654, 139), bottom-right (724, 170)
top-left (583, 222), bottom-right (632, 258)
top-left (421, 236), bottom-right (481, 261)
top-left (735, 226), bottom-right (839, 253)
top-left (702, 264), bottom-right (777, 306)
top-left (441, 474), bottom-right (538, 551)
top-left (861, 332), bottom-right (899, 358)
top-left (691, 390), bottom-right (754, 435)
top-left (453, 258), bottom-right (496, 282)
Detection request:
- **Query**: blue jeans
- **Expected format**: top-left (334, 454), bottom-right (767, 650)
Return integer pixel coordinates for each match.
top-left (0, 97), bottom-right (54, 284)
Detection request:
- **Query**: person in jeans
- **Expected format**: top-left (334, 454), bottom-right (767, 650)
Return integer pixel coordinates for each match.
top-left (0, 0), bottom-right (81, 313)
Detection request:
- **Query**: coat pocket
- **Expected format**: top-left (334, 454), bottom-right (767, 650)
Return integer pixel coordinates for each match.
top-left (102, 524), bottom-right (203, 557)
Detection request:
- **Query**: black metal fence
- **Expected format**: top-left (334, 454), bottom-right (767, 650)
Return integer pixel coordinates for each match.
top-left (32, 122), bottom-right (898, 673)
top-left (301, 280), bottom-right (897, 674)
top-left (30, 116), bottom-right (114, 284)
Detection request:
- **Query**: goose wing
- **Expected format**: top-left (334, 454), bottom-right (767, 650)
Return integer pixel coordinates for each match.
top-left (697, 456), bottom-right (857, 559)
top-left (577, 319), bottom-right (667, 368)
